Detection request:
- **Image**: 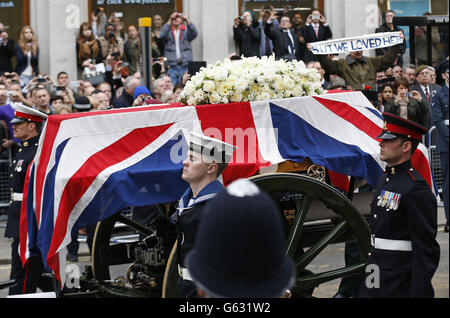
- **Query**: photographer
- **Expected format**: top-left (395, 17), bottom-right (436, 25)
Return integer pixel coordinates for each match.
top-left (76, 22), bottom-right (103, 80)
top-left (300, 9), bottom-right (332, 63)
top-left (0, 25), bottom-right (16, 73)
top-left (15, 26), bottom-right (40, 87)
top-left (160, 12), bottom-right (198, 86)
top-left (233, 11), bottom-right (261, 58)
top-left (384, 78), bottom-right (430, 129)
top-left (98, 23), bottom-right (124, 64)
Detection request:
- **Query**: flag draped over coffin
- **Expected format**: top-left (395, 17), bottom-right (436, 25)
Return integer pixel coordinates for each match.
top-left (19, 92), bottom-right (435, 284)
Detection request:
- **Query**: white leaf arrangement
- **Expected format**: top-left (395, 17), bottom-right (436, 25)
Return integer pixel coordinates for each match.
top-left (178, 55), bottom-right (325, 106)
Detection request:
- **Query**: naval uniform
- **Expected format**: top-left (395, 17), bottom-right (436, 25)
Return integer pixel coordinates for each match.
top-left (359, 160), bottom-right (440, 298)
top-left (171, 180), bottom-right (224, 298)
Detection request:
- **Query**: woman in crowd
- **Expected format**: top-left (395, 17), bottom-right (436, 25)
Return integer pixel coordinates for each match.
top-left (152, 14), bottom-right (165, 55)
top-left (76, 22), bottom-right (103, 79)
top-left (384, 78), bottom-right (430, 128)
top-left (15, 26), bottom-right (39, 86)
top-left (377, 83), bottom-right (395, 112)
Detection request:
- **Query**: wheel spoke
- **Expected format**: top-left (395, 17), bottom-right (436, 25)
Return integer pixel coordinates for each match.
top-left (285, 194), bottom-right (312, 257)
top-left (296, 262), bottom-right (367, 292)
top-left (116, 214), bottom-right (153, 236)
top-left (295, 220), bottom-right (347, 271)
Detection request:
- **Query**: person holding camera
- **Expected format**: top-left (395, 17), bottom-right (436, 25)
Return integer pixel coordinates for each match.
top-left (383, 78), bottom-right (430, 129)
top-left (233, 11), bottom-right (261, 58)
top-left (264, 12), bottom-right (298, 61)
top-left (15, 26), bottom-right (40, 87)
top-left (300, 9), bottom-right (332, 64)
top-left (0, 23), bottom-right (16, 74)
top-left (160, 12), bottom-right (198, 86)
top-left (375, 10), bottom-right (406, 67)
top-left (76, 22), bottom-right (103, 80)
top-left (98, 23), bottom-right (124, 64)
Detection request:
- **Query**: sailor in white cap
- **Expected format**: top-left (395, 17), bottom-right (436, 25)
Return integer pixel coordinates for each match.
top-left (5, 103), bottom-right (53, 295)
top-left (171, 131), bottom-right (236, 298)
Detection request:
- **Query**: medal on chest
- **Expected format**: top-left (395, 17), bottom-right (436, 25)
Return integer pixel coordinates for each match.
top-left (15, 160), bottom-right (24, 173)
top-left (377, 190), bottom-right (402, 211)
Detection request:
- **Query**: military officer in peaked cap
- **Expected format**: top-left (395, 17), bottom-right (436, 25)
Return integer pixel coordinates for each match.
top-left (359, 113), bottom-right (440, 298)
top-left (171, 132), bottom-right (236, 298)
top-left (4, 104), bottom-right (52, 295)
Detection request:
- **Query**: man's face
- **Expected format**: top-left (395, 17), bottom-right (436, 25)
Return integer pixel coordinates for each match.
top-left (0, 85), bottom-right (7, 105)
top-left (242, 12), bottom-right (252, 23)
top-left (280, 17), bottom-right (291, 29)
top-left (428, 70), bottom-right (436, 84)
top-left (51, 98), bottom-right (63, 108)
top-left (392, 66), bottom-right (403, 80)
top-left (293, 14), bottom-right (303, 25)
top-left (35, 89), bottom-right (50, 108)
top-left (416, 69), bottom-right (430, 86)
top-left (58, 73), bottom-right (69, 86)
top-left (404, 68), bottom-right (416, 84)
top-left (95, 92), bottom-right (110, 109)
top-left (312, 62), bottom-right (325, 79)
top-left (98, 83), bottom-right (112, 100)
top-left (12, 121), bottom-right (34, 141)
top-left (182, 150), bottom-right (211, 184)
top-left (379, 137), bottom-right (410, 166)
top-left (162, 75), bottom-right (173, 91)
top-left (350, 51), bottom-right (363, 60)
top-left (311, 10), bottom-right (321, 23)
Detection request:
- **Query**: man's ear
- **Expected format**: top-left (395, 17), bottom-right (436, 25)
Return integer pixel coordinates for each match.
top-left (402, 140), bottom-right (412, 154)
top-left (207, 162), bottom-right (219, 175)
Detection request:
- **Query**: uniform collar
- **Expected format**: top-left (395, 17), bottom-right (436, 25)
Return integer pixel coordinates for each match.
top-left (177, 180), bottom-right (224, 215)
top-left (385, 160), bottom-right (412, 176)
top-left (21, 135), bottom-right (40, 148)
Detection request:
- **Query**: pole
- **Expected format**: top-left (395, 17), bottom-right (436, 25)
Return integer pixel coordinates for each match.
top-left (139, 17), bottom-right (153, 91)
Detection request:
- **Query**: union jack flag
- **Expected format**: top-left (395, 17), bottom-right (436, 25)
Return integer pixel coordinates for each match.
top-left (19, 92), bottom-right (435, 286)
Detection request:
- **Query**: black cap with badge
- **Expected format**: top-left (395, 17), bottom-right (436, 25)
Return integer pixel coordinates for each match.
top-left (377, 112), bottom-right (427, 141)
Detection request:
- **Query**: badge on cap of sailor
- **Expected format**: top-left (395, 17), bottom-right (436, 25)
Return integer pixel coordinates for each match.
top-left (377, 112), bottom-right (427, 141)
top-left (10, 103), bottom-right (48, 124)
top-left (189, 132), bottom-right (237, 164)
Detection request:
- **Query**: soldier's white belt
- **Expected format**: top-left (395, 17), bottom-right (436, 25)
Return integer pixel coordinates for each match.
top-left (178, 265), bottom-right (193, 281)
top-left (372, 236), bottom-right (412, 251)
top-left (12, 193), bottom-right (23, 202)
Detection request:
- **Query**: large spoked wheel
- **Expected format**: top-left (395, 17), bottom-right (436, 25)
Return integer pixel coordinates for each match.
top-left (91, 212), bottom-right (157, 298)
top-left (250, 173), bottom-right (371, 297)
top-left (162, 173), bottom-right (371, 298)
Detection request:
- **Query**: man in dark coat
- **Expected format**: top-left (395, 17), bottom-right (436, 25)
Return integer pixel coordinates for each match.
top-left (264, 13), bottom-right (298, 61)
top-left (5, 103), bottom-right (53, 295)
top-left (233, 11), bottom-right (261, 58)
top-left (171, 132), bottom-right (236, 298)
top-left (359, 113), bottom-right (440, 298)
top-left (375, 10), bottom-right (406, 67)
top-left (0, 28), bottom-right (16, 73)
top-left (300, 9), bottom-right (333, 64)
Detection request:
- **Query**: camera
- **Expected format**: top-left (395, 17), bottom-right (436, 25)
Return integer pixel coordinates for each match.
top-left (312, 14), bottom-right (321, 20)
top-left (177, 13), bottom-right (183, 18)
top-left (405, 92), bottom-right (412, 98)
top-left (37, 77), bottom-right (46, 83)
top-left (108, 31), bottom-right (115, 38)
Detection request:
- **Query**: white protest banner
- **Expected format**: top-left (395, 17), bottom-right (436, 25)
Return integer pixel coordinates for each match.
top-left (311, 32), bottom-right (403, 55)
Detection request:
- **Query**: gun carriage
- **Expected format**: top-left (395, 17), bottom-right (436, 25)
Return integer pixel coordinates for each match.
top-left (72, 159), bottom-right (372, 298)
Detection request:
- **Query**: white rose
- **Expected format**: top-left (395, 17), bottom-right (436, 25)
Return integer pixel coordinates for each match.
top-left (203, 80), bottom-right (216, 93)
top-left (184, 81), bottom-right (195, 95)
